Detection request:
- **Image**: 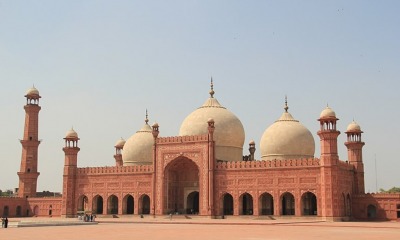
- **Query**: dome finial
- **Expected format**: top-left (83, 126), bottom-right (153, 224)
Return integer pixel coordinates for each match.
top-left (209, 77), bottom-right (215, 98)
top-left (145, 109), bottom-right (149, 124)
top-left (284, 95), bottom-right (289, 112)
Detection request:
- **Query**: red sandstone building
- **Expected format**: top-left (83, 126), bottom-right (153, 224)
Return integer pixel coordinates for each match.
top-left (0, 84), bottom-right (399, 221)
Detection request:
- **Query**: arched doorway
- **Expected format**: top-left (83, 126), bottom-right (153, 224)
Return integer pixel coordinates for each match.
top-left (222, 193), bottom-right (234, 215)
top-left (164, 157), bottom-right (199, 214)
top-left (346, 194), bottom-right (351, 217)
top-left (281, 192), bottom-right (295, 215)
top-left (240, 193), bottom-right (253, 215)
top-left (342, 193), bottom-right (346, 216)
top-left (186, 191), bottom-right (199, 214)
top-left (78, 195), bottom-right (88, 211)
top-left (108, 195), bottom-right (118, 214)
top-left (123, 195), bottom-right (134, 214)
top-left (139, 194), bottom-right (150, 214)
top-left (33, 205), bottom-right (39, 216)
top-left (92, 195), bottom-right (103, 214)
top-left (3, 206), bottom-right (9, 217)
top-left (259, 193), bottom-right (274, 215)
top-left (16, 206), bottom-right (22, 217)
top-left (302, 192), bottom-right (317, 215)
top-left (367, 204), bottom-right (377, 219)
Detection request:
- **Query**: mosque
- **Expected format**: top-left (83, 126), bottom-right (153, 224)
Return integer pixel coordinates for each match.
top-left (0, 83), bottom-right (399, 221)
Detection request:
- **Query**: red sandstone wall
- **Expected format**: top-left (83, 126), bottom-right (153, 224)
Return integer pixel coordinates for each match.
top-left (27, 197), bottom-right (62, 217)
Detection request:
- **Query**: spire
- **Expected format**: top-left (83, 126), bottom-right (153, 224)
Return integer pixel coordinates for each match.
top-left (145, 109), bottom-right (149, 124)
top-left (284, 95), bottom-right (289, 112)
top-left (209, 77), bottom-right (215, 98)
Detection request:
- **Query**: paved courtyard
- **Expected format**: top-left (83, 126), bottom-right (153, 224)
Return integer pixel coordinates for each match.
top-left (1, 217), bottom-right (399, 240)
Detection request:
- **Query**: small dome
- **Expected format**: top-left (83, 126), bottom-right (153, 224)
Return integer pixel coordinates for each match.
top-left (26, 86), bottom-right (40, 96)
top-left (179, 82), bottom-right (245, 162)
top-left (249, 140), bottom-right (255, 145)
top-left (115, 138), bottom-right (126, 148)
top-left (320, 106), bottom-right (336, 118)
top-left (65, 128), bottom-right (78, 139)
top-left (260, 103), bottom-right (315, 160)
top-left (122, 122), bottom-right (154, 166)
top-left (346, 121), bottom-right (361, 132)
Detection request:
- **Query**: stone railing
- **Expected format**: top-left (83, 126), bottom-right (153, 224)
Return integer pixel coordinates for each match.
top-left (77, 165), bottom-right (153, 174)
top-left (215, 158), bottom-right (320, 170)
top-left (157, 134), bottom-right (209, 144)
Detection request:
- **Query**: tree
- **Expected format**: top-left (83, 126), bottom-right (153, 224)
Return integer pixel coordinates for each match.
top-left (379, 187), bottom-right (400, 193)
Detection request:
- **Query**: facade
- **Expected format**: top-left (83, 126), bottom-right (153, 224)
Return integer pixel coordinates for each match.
top-left (0, 84), bottom-right (399, 221)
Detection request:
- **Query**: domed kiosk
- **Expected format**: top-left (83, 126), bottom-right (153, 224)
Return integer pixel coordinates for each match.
top-left (122, 112), bottom-right (154, 166)
top-left (260, 99), bottom-right (315, 160)
top-left (179, 81), bottom-right (245, 162)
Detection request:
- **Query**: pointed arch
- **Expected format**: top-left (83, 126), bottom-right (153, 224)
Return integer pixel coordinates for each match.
top-left (186, 191), bottom-right (199, 214)
top-left (281, 192), bottom-right (295, 215)
top-left (239, 193), bottom-right (253, 215)
top-left (92, 195), bottom-right (103, 214)
top-left (78, 195), bottom-right (88, 211)
top-left (123, 194), bottom-right (134, 214)
top-left (301, 192), bottom-right (317, 215)
top-left (367, 204), bottom-right (377, 219)
top-left (139, 194), bottom-right (150, 214)
top-left (346, 194), bottom-right (351, 217)
top-left (221, 193), bottom-right (234, 215)
top-left (107, 195), bottom-right (119, 214)
top-left (259, 192), bottom-right (274, 215)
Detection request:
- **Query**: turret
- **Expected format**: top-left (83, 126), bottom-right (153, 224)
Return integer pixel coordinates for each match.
top-left (317, 106), bottom-right (340, 165)
top-left (345, 121), bottom-right (365, 194)
top-left (61, 128), bottom-right (80, 217)
top-left (17, 86), bottom-right (41, 198)
top-left (114, 138), bottom-right (125, 166)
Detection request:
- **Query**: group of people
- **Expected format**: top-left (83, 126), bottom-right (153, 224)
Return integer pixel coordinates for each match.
top-left (83, 214), bottom-right (95, 222)
top-left (1, 217), bottom-right (8, 228)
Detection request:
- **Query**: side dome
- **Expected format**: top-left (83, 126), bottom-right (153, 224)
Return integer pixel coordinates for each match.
top-left (179, 81), bottom-right (245, 162)
top-left (122, 117), bottom-right (154, 166)
top-left (260, 101), bottom-right (315, 160)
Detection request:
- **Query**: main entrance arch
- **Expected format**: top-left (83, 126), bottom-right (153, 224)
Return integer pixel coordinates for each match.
top-left (164, 157), bottom-right (199, 214)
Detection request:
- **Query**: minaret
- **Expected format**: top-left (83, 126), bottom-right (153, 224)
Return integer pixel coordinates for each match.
top-left (61, 128), bottom-right (80, 218)
top-left (345, 121), bottom-right (365, 194)
top-left (17, 86), bottom-right (41, 198)
top-left (114, 138), bottom-right (126, 166)
top-left (317, 106), bottom-right (341, 220)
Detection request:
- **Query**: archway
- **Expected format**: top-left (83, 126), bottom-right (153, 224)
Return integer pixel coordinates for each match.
top-left (302, 192), bottom-right (317, 215)
top-left (123, 195), bottom-right (134, 214)
top-left (239, 193), bottom-right (253, 215)
top-left (367, 205), bottom-right (377, 219)
top-left (92, 195), bottom-right (103, 214)
top-left (186, 191), bottom-right (199, 214)
top-left (259, 193), bottom-right (274, 215)
top-left (346, 194), bottom-right (351, 217)
top-left (164, 157), bottom-right (199, 214)
top-left (33, 205), bottom-right (39, 216)
top-left (16, 206), bottom-right (22, 217)
top-left (78, 195), bottom-right (88, 211)
top-left (222, 193), bottom-right (234, 215)
top-left (3, 206), bottom-right (9, 217)
top-left (108, 195), bottom-right (118, 214)
top-left (281, 192), bottom-right (295, 215)
top-left (342, 193), bottom-right (346, 216)
top-left (139, 194), bottom-right (150, 214)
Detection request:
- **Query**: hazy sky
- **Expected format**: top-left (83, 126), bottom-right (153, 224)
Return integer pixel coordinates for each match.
top-left (1, 1), bottom-right (399, 193)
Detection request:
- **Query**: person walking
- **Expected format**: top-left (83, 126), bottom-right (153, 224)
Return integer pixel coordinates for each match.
top-left (4, 218), bottom-right (8, 228)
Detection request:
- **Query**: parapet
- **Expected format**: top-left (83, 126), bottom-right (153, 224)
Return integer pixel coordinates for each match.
top-left (157, 135), bottom-right (209, 144)
top-left (215, 158), bottom-right (320, 170)
top-left (77, 165), bottom-right (153, 175)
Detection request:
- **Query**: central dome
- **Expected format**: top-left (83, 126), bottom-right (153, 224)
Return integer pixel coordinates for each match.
top-left (179, 81), bottom-right (245, 162)
top-left (260, 100), bottom-right (315, 160)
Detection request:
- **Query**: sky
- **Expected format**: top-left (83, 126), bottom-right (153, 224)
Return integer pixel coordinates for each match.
top-left (0, 0), bottom-right (399, 193)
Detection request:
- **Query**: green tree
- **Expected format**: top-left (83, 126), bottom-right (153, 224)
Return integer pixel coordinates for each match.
top-left (379, 187), bottom-right (400, 193)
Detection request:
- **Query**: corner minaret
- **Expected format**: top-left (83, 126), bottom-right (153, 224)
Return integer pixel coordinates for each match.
top-left (317, 106), bottom-right (341, 220)
top-left (61, 128), bottom-right (80, 218)
top-left (345, 121), bottom-right (365, 194)
top-left (17, 86), bottom-right (41, 198)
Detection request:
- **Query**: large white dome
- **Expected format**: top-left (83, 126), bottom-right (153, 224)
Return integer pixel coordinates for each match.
top-left (122, 120), bottom-right (153, 166)
top-left (179, 83), bottom-right (245, 162)
top-left (260, 103), bottom-right (315, 160)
